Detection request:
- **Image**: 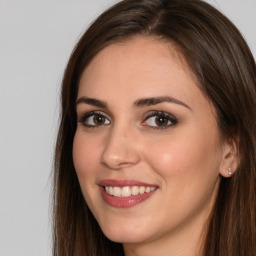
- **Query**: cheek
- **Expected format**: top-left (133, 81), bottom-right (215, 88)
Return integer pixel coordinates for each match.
top-left (72, 131), bottom-right (100, 180)
top-left (142, 126), bottom-right (222, 180)
top-left (141, 127), bottom-right (222, 224)
top-left (72, 131), bottom-right (103, 213)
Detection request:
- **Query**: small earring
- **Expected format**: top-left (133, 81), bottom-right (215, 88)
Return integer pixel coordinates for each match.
top-left (228, 168), bottom-right (232, 175)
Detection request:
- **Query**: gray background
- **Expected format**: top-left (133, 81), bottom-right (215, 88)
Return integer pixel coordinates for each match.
top-left (0, 0), bottom-right (255, 255)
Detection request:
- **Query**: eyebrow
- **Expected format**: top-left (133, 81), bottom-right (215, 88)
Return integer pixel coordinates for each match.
top-left (76, 96), bottom-right (191, 110)
top-left (76, 97), bottom-right (107, 108)
top-left (134, 96), bottom-right (191, 110)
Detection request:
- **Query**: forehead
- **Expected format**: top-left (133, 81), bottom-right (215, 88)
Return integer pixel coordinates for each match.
top-left (79, 37), bottom-right (194, 88)
top-left (78, 36), bottom-right (205, 109)
top-left (82, 37), bottom-right (190, 75)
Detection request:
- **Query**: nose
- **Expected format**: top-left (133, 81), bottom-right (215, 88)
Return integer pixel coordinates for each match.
top-left (100, 125), bottom-right (140, 170)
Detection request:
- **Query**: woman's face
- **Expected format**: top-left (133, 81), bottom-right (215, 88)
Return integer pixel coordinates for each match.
top-left (73, 37), bottom-right (229, 248)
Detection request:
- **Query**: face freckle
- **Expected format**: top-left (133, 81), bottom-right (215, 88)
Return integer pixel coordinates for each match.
top-left (72, 36), bottom-right (226, 251)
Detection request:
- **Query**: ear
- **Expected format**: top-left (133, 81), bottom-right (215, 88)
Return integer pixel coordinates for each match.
top-left (219, 137), bottom-right (239, 178)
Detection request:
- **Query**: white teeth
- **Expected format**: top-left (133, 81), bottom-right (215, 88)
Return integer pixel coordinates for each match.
top-left (145, 187), bottom-right (151, 193)
top-left (122, 186), bottom-right (131, 197)
top-left (139, 186), bottom-right (145, 194)
top-left (105, 186), bottom-right (156, 197)
top-left (131, 186), bottom-right (139, 195)
top-left (109, 186), bottom-right (114, 195)
top-left (113, 187), bottom-right (122, 197)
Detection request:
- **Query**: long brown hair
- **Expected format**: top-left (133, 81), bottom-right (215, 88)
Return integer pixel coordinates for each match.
top-left (53, 0), bottom-right (256, 255)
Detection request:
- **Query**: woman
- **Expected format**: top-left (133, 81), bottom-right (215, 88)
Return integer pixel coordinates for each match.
top-left (53, 0), bottom-right (256, 255)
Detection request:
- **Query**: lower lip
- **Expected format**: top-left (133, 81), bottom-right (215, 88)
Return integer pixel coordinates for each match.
top-left (100, 187), bottom-right (157, 208)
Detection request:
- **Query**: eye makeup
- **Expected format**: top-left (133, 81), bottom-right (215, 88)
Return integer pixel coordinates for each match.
top-left (78, 111), bottom-right (111, 128)
top-left (77, 109), bottom-right (178, 130)
top-left (142, 110), bottom-right (178, 129)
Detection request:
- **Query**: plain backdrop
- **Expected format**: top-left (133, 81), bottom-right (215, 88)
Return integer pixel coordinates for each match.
top-left (0, 1), bottom-right (255, 255)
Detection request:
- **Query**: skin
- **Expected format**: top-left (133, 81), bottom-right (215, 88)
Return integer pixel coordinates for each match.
top-left (73, 37), bottom-right (238, 256)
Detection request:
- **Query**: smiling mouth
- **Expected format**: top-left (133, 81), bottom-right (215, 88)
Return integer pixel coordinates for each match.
top-left (99, 180), bottom-right (158, 208)
top-left (104, 185), bottom-right (157, 197)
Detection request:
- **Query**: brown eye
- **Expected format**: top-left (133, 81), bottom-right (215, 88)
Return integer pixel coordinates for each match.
top-left (93, 115), bottom-right (106, 125)
top-left (143, 111), bottom-right (177, 129)
top-left (79, 112), bottom-right (111, 127)
top-left (155, 116), bottom-right (169, 126)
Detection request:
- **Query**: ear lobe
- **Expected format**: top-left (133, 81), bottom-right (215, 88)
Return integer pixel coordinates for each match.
top-left (219, 137), bottom-right (239, 178)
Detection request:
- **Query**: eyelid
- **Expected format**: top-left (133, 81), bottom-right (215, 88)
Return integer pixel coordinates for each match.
top-left (77, 110), bottom-right (177, 129)
top-left (77, 110), bottom-right (111, 127)
top-left (141, 110), bottom-right (178, 129)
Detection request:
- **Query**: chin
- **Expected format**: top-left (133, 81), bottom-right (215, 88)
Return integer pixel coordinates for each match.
top-left (99, 220), bottom-right (151, 244)
top-left (104, 231), bottom-right (147, 244)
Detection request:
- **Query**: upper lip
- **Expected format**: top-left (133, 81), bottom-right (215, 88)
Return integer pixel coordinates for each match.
top-left (98, 179), bottom-right (158, 188)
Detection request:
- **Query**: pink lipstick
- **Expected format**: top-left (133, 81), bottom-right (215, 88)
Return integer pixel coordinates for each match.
top-left (99, 179), bottom-right (158, 208)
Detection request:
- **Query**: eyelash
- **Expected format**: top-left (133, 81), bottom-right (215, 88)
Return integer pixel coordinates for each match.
top-left (78, 111), bottom-right (110, 128)
top-left (77, 110), bottom-right (178, 129)
top-left (142, 111), bottom-right (178, 129)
